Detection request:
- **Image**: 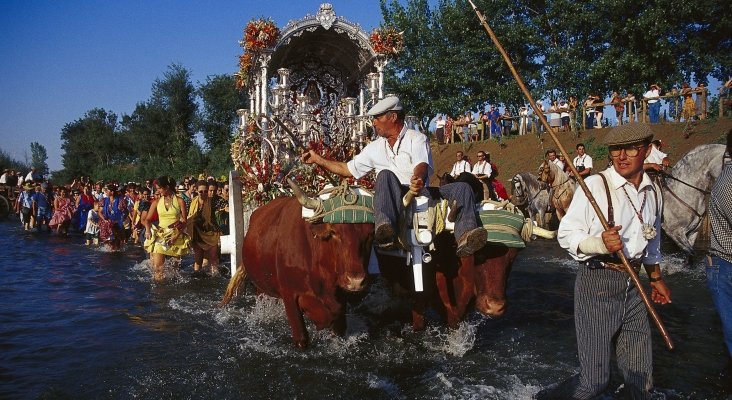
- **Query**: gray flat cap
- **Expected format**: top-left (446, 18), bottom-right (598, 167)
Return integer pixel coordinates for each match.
top-left (367, 95), bottom-right (403, 116)
top-left (602, 123), bottom-right (653, 146)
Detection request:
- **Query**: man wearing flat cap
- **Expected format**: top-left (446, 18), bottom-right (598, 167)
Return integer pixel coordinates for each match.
top-left (542, 123), bottom-right (672, 399)
top-left (301, 95), bottom-right (487, 257)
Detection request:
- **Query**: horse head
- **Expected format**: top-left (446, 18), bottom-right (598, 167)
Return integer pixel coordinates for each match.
top-left (510, 174), bottom-right (528, 207)
top-left (538, 161), bottom-right (554, 184)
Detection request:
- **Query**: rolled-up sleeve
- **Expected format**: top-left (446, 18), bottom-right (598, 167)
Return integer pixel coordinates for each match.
top-left (558, 187), bottom-right (594, 261)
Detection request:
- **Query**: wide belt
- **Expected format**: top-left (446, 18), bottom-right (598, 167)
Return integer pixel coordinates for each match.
top-left (582, 255), bottom-right (642, 274)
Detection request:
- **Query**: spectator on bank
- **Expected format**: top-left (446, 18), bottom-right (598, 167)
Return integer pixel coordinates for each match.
top-left (435, 115), bottom-right (445, 144)
top-left (518, 106), bottom-right (530, 136)
top-left (500, 109), bottom-right (513, 137)
top-left (584, 95), bottom-right (597, 129)
top-left (549, 101), bottom-right (561, 131)
top-left (624, 92), bottom-right (637, 123)
top-left (644, 83), bottom-right (662, 124)
top-left (611, 91), bottom-right (624, 126)
top-left (559, 100), bottom-right (570, 132)
top-left (593, 95), bottom-right (605, 129)
top-left (681, 82), bottom-right (696, 122)
top-left (696, 83), bottom-right (707, 120)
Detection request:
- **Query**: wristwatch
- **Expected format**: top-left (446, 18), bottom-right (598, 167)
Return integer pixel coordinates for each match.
top-left (649, 275), bottom-right (663, 283)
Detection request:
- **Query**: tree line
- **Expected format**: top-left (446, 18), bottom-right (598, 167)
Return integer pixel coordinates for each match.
top-left (380, 0), bottom-right (731, 122)
top-left (55, 64), bottom-right (247, 183)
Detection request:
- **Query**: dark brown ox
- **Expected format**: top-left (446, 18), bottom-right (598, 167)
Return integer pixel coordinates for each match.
top-left (377, 231), bottom-right (519, 330)
top-left (220, 196), bottom-right (374, 348)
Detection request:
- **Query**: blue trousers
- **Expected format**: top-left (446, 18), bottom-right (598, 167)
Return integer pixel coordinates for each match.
top-left (707, 256), bottom-right (732, 358)
top-left (373, 170), bottom-right (478, 241)
top-left (648, 102), bottom-right (661, 124)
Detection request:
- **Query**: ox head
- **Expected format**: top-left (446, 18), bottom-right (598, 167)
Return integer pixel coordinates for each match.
top-left (308, 222), bottom-right (374, 293)
top-left (472, 246), bottom-right (519, 318)
top-left (288, 179), bottom-right (374, 293)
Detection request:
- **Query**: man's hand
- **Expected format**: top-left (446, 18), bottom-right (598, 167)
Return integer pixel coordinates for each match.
top-left (650, 280), bottom-right (672, 304)
top-left (601, 225), bottom-right (623, 253)
top-left (301, 150), bottom-right (321, 166)
top-left (409, 175), bottom-right (424, 197)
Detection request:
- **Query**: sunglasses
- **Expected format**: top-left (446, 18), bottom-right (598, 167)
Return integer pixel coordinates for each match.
top-left (609, 145), bottom-right (646, 158)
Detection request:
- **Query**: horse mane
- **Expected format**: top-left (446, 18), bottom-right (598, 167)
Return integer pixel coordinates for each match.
top-left (669, 144), bottom-right (726, 191)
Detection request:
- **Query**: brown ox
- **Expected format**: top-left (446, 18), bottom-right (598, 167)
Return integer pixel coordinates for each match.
top-left (377, 231), bottom-right (519, 330)
top-left (220, 196), bottom-right (374, 348)
top-left (538, 160), bottom-right (575, 221)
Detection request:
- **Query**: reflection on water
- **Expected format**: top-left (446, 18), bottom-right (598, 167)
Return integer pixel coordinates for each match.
top-left (0, 222), bottom-right (729, 399)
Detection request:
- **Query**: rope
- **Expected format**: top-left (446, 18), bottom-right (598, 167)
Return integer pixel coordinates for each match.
top-left (434, 199), bottom-right (448, 235)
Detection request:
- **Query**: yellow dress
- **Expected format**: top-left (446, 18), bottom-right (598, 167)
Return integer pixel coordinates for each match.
top-left (144, 196), bottom-right (190, 256)
top-left (186, 196), bottom-right (221, 251)
top-left (681, 90), bottom-right (696, 120)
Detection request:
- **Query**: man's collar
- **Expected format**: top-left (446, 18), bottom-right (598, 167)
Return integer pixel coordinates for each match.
top-left (607, 166), bottom-right (653, 191)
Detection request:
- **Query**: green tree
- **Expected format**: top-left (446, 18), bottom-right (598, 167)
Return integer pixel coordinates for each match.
top-left (29, 142), bottom-right (48, 176)
top-left (59, 108), bottom-right (120, 179)
top-left (379, 0), bottom-right (544, 119)
top-left (198, 74), bottom-right (248, 150)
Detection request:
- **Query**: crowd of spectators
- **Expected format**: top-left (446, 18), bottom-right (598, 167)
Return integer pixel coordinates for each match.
top-left (432, 81), bottom-right (715, 143)
top-left (2, 170), bottom-right (230, 275)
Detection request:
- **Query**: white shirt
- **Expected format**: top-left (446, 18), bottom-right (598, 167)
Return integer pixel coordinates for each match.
top-left (558, 167), bottom-right (662, 264)
top-left (551, 158), bottom-right (565, 171)
top-left (450, 160), bottom-right (471, 177)
top-left (472, 160), bottom-right (492, 176)
top-left (435, 119), bottom-right (445, 128)
top-left (644, 89), bottom-right (660, 104)
top-left (644, 146), bottom-right (667, 165)
top-left (573, 154), bottom-right (593, 170)
top-left (0, 173), bottom-right (7, 184)
top-left (347, 126), bottom-right (433, 185)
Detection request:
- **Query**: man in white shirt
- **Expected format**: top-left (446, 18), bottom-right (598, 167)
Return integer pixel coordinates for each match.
top-left (472, 151), bottom-right (496, 200)
top-left (572, 143), bottom-right (593, 178)
top-left (302, 96), bottom-right (487, 257)
top-left (435, 115), bottom-right (446, 144)
top-left (643, 139), bottom-right (669, 172)
top-left (545, 149), bottom-right (565, 171)
top-left (0, 169), bottom-right (8, 184)
top-left (450, 151), bottom-right (471, 178)
top-left (541, 123), bottom-right (671, 399)
top-left (644, 84), bottom-right (661, 124)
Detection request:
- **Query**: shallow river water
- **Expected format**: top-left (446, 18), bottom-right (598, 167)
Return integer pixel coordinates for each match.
top-left (0, 221), bottom-right (730, 399)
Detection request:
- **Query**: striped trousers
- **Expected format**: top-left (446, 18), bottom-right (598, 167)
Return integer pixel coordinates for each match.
top-left (373, 170), bottom-right (477, 240)
top-left (561, 265), bottom-right (654, 399)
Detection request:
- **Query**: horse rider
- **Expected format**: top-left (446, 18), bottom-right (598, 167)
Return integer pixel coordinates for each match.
top-left (301, 95), bottom-right (488, 257)
top-left (449, 150), bottom-right (471, 178)
top-left (643, 139), bottom-right (670, 173)
top-left (545, 149), bottom-right (565, 171)
top-left (542, 123), bottom-right (672, 399)
top-left (572, 143), bottom-right (593, 179)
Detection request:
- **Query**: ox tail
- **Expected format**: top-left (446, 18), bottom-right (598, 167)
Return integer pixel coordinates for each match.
top-left (219, 265), bottom-right (248, 307)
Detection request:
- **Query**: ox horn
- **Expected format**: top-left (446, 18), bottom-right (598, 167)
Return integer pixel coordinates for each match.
top-left (532, 225), bottom-right (557, 240)
top-left (287, 178), bottom-right (322, 210)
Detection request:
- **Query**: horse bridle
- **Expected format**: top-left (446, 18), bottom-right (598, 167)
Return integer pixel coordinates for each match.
top-left (658, 154), bottom-right (727, 220)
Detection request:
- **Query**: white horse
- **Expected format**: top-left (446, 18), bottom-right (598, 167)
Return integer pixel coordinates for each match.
top-left (510, 172), bottom-right (552, 228)
top-left (661, 144), bottom-right (728, 254)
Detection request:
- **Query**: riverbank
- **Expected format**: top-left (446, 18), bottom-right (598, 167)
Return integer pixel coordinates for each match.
top-left (429, 119), bottom-right (732, 186)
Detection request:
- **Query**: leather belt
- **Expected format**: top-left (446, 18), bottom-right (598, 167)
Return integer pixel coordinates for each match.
top-left (582, 255), bottom-right (642, 274)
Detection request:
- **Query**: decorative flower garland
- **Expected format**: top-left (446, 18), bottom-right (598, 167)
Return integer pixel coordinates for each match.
top-left (231, 120), bottom-right (374, 207)
top-left (369, 27), bottom-right (404, 56)
top-left (235, 18), bottom-right (280, 90)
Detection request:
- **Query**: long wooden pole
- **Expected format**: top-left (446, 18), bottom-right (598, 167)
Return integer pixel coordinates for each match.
top-left (466, 0), bottom-right (673, 350)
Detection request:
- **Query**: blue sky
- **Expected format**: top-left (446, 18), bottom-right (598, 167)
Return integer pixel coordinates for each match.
top-left (0, 1), bottom-right (387, 171)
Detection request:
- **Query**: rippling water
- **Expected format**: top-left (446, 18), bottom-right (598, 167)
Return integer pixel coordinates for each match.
top-left (0, 221), bottom-right (730, 399)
